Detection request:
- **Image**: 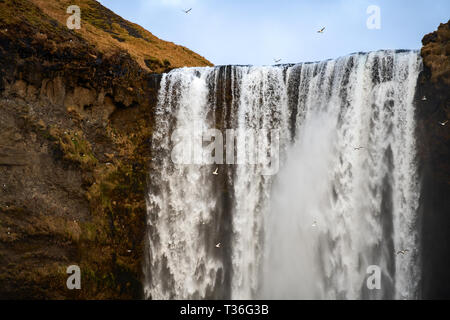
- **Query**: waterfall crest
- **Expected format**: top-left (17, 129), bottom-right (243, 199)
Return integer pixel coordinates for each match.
top-left (144, 50), bottom-right (422, 300)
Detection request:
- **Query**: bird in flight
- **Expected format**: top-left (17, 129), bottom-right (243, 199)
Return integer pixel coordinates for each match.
top-left (396, 249), bottom-right (409, 255)
top-left (213, 168), bottom-right (219, 175)
top-left (439, 120), bottom-right (448, 126)
top-left (354, 146), bottom-right (364, 150)
top-left (182, 8), bottom-right (192, 14)
top-left (216, 243), bottom-right (221, 248)
top-left (317, 27), bottom-right (326, 33)
top-left (274, 58), bottom-right (282, 63)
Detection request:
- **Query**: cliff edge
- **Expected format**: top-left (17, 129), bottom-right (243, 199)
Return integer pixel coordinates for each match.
top-left (0, 0), bottom-right (209, 299)
top-left (416, 20), bottom-right (450, 299)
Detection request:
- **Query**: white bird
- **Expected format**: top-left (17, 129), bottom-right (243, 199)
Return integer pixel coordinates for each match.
top-left (422, 96), bottom-right (427, 101)
top-left (317, 27), bottom-right (325, 33)
top-left (213, 168), bottom-right (219, 175)
top-left (396, 249), bottom-right (409, 255)
top-left (182, 8), bottom-right (192, 14)
top-left (216, 242), bottom-right (221, 248)
top-left (274, 58), bottom-right (282, 63)
top-left (439, 120), bottom-right (448, 126)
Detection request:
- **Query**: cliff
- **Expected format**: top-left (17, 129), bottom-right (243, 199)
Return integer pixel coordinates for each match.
top-left (0, 0), bottom-right (448, 300)
top-left (416, 20), bottom-right (450, 299)
top-left (0, 0), bottom-right (209, 299)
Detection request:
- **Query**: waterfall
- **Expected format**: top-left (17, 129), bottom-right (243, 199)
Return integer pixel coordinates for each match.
top-left (143, 50), bottom-right (422, 300)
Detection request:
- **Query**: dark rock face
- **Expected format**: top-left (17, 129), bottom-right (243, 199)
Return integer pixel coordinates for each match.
top-left (416, 20), bottom-right (450, 299)
top-left (0, 1), bottom-right (163, 299)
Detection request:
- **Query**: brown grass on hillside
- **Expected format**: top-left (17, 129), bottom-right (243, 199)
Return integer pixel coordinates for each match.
top-left (421, 20), bottom-right (450, 86)
top-left (29, 0), bottom-right (213, 72)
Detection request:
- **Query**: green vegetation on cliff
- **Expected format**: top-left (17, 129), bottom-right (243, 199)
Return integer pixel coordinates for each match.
top-left (0, 0), bottom-right (209, 299)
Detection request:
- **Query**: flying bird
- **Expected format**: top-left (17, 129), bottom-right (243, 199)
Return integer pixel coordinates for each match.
top-left (317, 27), bottom-right (325, 33)
top-left (182, 8), bottom-right (192, 14)
top-left (439, 120), bottom-right (448, 126)
top-left (354, 146), bottom-right (364, 150)
top-left (216, 243), bottom-right (221, 248)
top-left (213, 168), bottom-right (219, 175)
top-left (396, 249), bottom-right (409, 255)
top-left (274, 58), bottom-right (282, 63)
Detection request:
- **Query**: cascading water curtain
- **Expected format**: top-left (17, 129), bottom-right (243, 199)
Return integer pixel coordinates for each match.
top-left (144, 50), bottom-right (422, 300)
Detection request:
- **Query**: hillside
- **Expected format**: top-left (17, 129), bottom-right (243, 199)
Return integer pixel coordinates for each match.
top-left (0, 0), bottom-right (209, 299)
top-left (1, 0), bottom-right (212, 72)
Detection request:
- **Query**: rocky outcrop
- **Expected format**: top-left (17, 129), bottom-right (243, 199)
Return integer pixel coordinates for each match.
top-left (0, 0), bottom-right (205, 299)
top-left (1, 0), bottom-right (448, 300)
top-left (30, 0), bottom-right (213, 72)
top-left (416, 20), bottom-right (450, 299)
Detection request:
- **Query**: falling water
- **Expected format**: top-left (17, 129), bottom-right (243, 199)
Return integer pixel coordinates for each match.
top-left (144, 50), bottom-right (422, 300)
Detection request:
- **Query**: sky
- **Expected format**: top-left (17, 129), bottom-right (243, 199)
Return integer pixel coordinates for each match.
top-left (97, 0), bottom-right (449, 66)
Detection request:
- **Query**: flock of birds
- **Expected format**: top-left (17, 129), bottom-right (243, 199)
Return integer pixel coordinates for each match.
top-left (182, 7), bottom-right (447, 129)
top-left (182, 7), bottom-right (327, 66)
top-left (180, 7), bottom-right (445, 259)
top-left (208, 142), bottom-right (416, 255)
top-left (209, 161), bottom-right (411, 256)
top-left (206, 122), bottom-right (445, 252)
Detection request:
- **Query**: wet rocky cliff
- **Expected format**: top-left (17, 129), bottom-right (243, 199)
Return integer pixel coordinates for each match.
top-left (0, 0), bottom-right (208, 299)
top-left (416, 20), bottom-right (450, 299)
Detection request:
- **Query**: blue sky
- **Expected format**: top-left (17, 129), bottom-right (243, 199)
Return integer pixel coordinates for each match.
top-left (97, 0), bottom-right (449, 66)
